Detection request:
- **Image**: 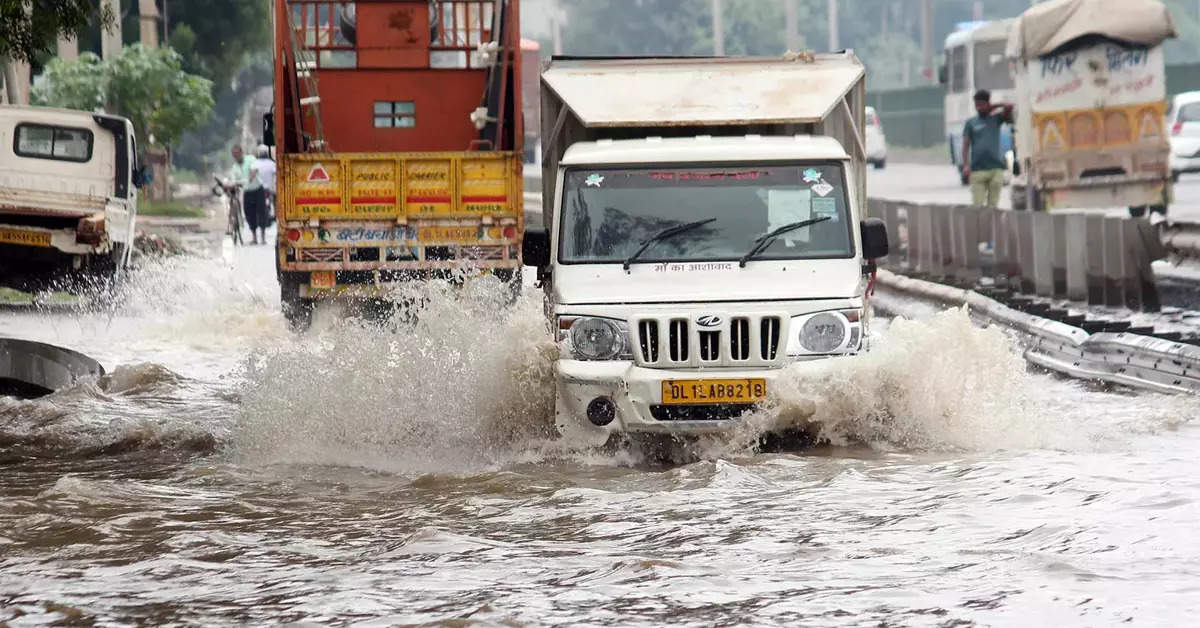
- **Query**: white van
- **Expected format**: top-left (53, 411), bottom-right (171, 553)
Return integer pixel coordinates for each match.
top-left (526, 55), bottom-right (889, 446)
top-left (0, 106), bottom-right (144, 282)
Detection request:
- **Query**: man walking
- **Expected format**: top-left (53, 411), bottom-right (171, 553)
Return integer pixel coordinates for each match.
top-left (962, 89), bottom-right (1014, 207)
top-left (231, 144), bottom-right (266, 244)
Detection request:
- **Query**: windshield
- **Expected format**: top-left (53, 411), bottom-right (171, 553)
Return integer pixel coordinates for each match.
top-left (974, 40), bottom-right (1013, 90)
top-left (558, 163), bottom-right (854, 265)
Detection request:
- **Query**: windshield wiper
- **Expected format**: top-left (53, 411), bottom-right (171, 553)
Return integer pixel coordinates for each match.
top-left (622, 217), bottom-right (717, 271)
top-left (738, 216), bottom-right (832, 267)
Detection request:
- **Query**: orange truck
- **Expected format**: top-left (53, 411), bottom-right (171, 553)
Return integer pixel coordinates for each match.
top-left (270, 0), bottom-right (524, 327)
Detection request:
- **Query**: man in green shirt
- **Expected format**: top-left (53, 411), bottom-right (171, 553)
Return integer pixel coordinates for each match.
top-left (962, 89), bottom-right (1014, 208)
top-left (230, 144), bottom-right (267, 244)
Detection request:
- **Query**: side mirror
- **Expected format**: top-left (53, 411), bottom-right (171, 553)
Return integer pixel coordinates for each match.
top-left (522, 226), bottom-right (550, 267)
top-left (861, 218), bottom-right (889, 260)
top-left (262, 112), bottom-right (275, 147)
top-left (937, 64), bottom-right (948, 85)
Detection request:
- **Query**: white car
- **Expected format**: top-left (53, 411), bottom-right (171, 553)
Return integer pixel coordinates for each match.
top-left (865, 106), bottom-right (887, 169)
top-left (1168, 91), bottom-right (1200, 183)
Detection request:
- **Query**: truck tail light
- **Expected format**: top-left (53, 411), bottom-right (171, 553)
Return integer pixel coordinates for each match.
top-left (503, 226), bottom-right (517, 239)
top-left (1172, 121), bottom-right (1183, 136)
top-left (287, 228), bottom-right (301, 242)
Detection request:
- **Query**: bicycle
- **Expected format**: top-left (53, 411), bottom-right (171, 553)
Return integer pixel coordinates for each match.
top-left (213, 177), bottom-right (245, 246)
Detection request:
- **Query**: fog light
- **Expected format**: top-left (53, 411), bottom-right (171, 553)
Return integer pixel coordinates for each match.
top-left (586, 397), bottom-right (616, 426)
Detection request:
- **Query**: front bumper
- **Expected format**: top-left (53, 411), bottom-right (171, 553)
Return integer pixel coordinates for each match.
top-left (555, 359), bottom-right (825, 444)
top-left (1171, 152), bottom-right (1200, 174)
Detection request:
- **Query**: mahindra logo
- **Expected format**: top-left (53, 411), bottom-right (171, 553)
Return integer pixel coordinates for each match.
top-left (696, 315), bottom-right (723, 328)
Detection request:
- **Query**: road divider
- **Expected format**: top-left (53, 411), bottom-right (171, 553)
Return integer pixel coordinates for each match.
top-left (867, 198), bottom-right (1165, 311)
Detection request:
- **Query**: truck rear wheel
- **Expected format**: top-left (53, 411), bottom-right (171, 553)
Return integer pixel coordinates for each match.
top-left (279, 272), bottom-right (313, 332)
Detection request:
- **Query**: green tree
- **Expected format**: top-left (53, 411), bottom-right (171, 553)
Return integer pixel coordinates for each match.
top-left (0, 0), bottom-right (113, 63)
top-left (32, 44), bottom-right (214, 149)
top-left (28, 51), bottom-right (106, 110)
top-left (166, 0), bottom-right (272, 171)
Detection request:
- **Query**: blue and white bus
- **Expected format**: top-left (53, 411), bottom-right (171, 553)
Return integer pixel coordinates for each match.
top-left (941, 20), bottom-right (1015, 184)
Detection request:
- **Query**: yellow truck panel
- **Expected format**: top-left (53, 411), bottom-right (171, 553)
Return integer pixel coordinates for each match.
top-left (277, 151), bottom-right (523, 272)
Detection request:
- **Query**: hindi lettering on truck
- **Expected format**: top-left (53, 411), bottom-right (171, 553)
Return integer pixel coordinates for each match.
top-left (1007, 0), bottom-right (1176, 214)
top-left (271, 0), bottom-right (525, 329)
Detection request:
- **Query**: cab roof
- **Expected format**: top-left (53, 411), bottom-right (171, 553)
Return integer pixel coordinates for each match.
top-left (541, 53), bottom-right (865, 128)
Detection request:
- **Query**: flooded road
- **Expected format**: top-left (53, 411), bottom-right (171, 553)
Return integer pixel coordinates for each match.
top-left (2, 242), bottom-right (1199, 626)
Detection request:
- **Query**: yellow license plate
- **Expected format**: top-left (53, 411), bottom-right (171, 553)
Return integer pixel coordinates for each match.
top-left (0, 228), bottom-right (51, 247)
top-left (661, 379), bottom-right (767, 405)
top-left (417, 226), bottom-right (479, 243)
top-left (309, 271), bottom-right (335, 289)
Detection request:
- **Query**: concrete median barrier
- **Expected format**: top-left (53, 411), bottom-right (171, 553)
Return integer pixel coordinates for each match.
top-left (867, 198), bottom-right (1165, 311)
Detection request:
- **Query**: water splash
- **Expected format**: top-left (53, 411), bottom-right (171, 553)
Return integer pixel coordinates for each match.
top-left (736, 306), bottom-right (1197, 453)
top-left (232, 276), bottom-right (558, 473)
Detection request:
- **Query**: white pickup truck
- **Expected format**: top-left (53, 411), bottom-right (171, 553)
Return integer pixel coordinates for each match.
top-left (522, 53), bottom-right (889, 446)
top-left (0, 106), bottom-right (145, 287)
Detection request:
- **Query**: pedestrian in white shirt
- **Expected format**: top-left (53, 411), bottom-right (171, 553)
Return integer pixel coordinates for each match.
top-left (255, 145), bottom-right (277, 225)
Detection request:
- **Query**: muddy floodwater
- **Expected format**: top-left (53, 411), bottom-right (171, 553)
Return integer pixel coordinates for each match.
top-left (2, 248), bottom-right (1199, 626)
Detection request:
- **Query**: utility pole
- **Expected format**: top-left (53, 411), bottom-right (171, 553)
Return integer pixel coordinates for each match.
top-left (100, 0), bottom-right (122, 59)
top-left (827, 0), bottom-right (838, 52)
top-left (712, 0), bottom-right (724, 56)
top-left (550, 0), bottom-right (563, 55)
top-left (785, 0), bottom-right (800, 52)
top-left (57, 36), bottom-right (79, 61)
top-left (139, 0), bottom-right (160, 48)
top-left (920, 0), bottom-right (933, 83)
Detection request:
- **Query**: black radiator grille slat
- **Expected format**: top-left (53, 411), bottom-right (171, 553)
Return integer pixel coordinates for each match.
top-left (731, 318), bottom-right (750, 361)
top-left (698, 330), bottom-right (720, 362)
top-left (760, 317), bottom-right (781, 360)
top-left (668, 319), bottom-right (689, 362)
top-left (638, 320), bottom-right (659, 363)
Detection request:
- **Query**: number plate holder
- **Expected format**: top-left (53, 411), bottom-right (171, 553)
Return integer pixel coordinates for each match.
top-left (660, 379), bottom-right (767, 405)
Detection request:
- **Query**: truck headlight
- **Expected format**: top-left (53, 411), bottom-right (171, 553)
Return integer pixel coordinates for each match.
top-left (800, 313), bottom-right (846, 353)
top-left (788, 310), bottom-right (860, 355)
top-left (559, 316), bottom-right (630, 360)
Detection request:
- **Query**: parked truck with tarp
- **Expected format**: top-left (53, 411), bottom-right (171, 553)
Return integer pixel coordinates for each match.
top-left (1007, 0), bottom-right (1176, 215)
top-left (271, 0), bottom-right (525, 328)
top-left (523, 53), bottom-right (889, 446)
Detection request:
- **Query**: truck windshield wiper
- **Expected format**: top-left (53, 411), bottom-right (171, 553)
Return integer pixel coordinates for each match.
top-left (738, 216), bottom-right (832, 267)
top-left (622, 217), bottom-right (717, 271)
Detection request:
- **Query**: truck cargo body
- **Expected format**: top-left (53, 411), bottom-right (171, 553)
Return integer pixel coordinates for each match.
top-left (527, 54), bottom-right (889, 445)
top-left (0, 106), bottom-right (139, 284)
top-left (273, 0), bottom-right (524, 323)
top-left (1007, 0), bottom-right (1175, 211)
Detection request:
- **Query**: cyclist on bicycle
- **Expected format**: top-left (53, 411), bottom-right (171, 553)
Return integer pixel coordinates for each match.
top-left (231, 144), bottom-right (266, 244)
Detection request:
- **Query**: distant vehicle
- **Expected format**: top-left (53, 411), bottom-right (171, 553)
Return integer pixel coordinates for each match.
top-left (525, 53), bottom-right (888, 447)
top-left (1168, 90), bottom-right (1200, 182)
top-left (1007, 0), bottom-right (1175, 215)
top-left (0, 105), bottom-right (146, 288)
top-left (865, 106), bottom-right (887, 169)
top-left (940, 19), bottom-right (1016, 185)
